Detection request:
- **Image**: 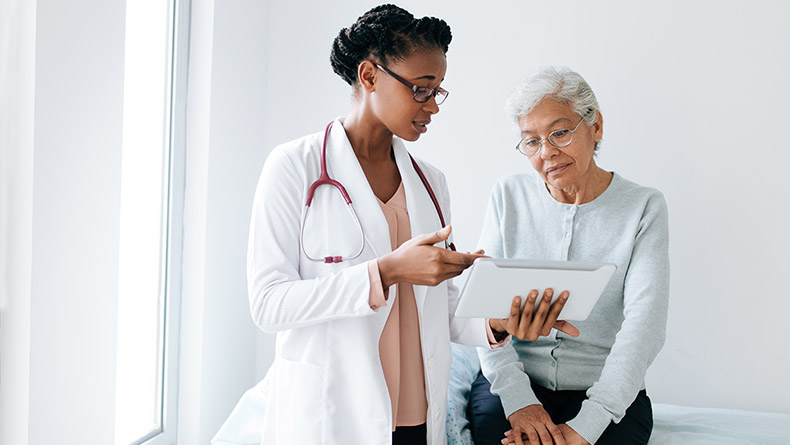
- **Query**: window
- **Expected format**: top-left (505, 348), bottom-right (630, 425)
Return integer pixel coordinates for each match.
top-left (114, 0), bottom-right (186, 443)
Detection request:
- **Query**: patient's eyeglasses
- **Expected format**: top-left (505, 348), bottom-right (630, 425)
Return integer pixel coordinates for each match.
top-left (374, 63), bottom-right (449, 105)
top-left (515, 111), bottom-right (591, 157)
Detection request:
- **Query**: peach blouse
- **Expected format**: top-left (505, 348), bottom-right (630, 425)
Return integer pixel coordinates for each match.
top-left (366, 182), bottom-right (505, 430)
top-left (367, 182), bottom-right (426, 429)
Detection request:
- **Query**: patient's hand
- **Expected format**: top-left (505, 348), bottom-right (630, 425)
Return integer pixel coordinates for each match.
top-left (490, 289), bottom-right (579, 341)
top-left (558, 424), bottom-right (589, 445)
top-left (502, 404), bottom-right (565, 445)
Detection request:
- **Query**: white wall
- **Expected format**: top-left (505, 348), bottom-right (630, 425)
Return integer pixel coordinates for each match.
top-left (177, 0), bottom-right (268, 442)
top-left (1, 1), bottom-right (127, 442)
top-left (0, 0), bottom-right (35, 443)
top-left (27, 0), bottom-right (126, 442)
top-left (243, 0), bottom-right (790, 414)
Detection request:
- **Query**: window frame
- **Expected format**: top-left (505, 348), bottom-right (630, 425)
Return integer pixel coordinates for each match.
top-left (137, 0), bottom-right (191, 443)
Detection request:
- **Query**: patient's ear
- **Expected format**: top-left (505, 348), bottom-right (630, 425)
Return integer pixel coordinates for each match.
top-left (593, 110), bottom-right (604, 143)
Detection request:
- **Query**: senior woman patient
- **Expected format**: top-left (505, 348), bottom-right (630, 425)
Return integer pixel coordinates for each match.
top-left (466, 67), bottom-right (669, 445)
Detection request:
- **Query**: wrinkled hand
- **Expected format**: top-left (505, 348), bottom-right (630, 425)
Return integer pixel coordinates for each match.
top-left (378, 226), bottom-right (484, 288)
top-left (490, 289), bottom-right (580, 341)
top-left (557, 424), bottom-right (588, 445)
top-left (501, 405), bottom-right (565, 445)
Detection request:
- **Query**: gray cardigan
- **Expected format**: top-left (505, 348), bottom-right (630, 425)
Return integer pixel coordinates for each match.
top-left (476, 171), bottom-right (670, 444)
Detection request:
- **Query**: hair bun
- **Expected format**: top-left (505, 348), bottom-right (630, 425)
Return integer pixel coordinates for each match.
top-left (330, 5), bottom-right (451, 86)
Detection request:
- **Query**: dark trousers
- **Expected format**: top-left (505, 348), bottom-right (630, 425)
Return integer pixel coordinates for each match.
top-left (392, 423), bottom-right (427, 445)
top-left (467, 371), bottom-right (653, 445)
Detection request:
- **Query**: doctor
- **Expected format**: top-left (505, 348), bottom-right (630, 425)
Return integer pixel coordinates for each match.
top-left (240, 5), bottom-right (577, 445)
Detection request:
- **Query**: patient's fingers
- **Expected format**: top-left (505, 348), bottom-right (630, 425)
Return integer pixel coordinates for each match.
top-left (547, 422), bottom-right (567, 445)
top-left (505, 426), bottom-right (532, 445)
top-left (504, 290), bottom-right (577, 342)
top-left (501, 429), bottom-right (518, 445)
top-left (517, 290), bottom-right (538, 340)
top-left (524, 425), bottom-right (542, 445)
top-left (554, 320), bottom-right (580, 337)
top-left (540, 290), bottom-right (569, 336)
top-left (506, 296), bottom-right (522, 336)
top-left (526, 289), bottom-right (553, 341)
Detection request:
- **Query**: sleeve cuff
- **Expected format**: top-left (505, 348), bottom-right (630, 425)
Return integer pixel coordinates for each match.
top-left (500, 384), bottom-right (541, 418)
top-left (485, 319), bottom-right (510, 348)
top-left (566, 400), bottom-right (614, 445)
top-left (367, 260), bottom-right (389, 310)
top-left (478, 353), bottom-right (539, 418)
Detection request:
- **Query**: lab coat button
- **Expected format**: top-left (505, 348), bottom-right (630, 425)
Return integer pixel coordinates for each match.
top-left (427, 357), bottom-right (436, 368)
top-left (434, 410), bottom-right (441, 421)
top-left (565, 233), bottom-right (571, 239)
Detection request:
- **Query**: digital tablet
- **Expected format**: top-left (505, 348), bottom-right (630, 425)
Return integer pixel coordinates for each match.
top-left (454, 258), bottom-right (617, 321)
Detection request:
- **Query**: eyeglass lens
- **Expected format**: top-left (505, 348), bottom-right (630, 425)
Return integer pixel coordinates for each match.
top-left (549, 129), bottom-right (573, 146)
top-left (415, 88), bottom-right (447, 105)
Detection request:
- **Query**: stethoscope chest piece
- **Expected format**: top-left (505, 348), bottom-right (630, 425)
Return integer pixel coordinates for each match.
top-left (300, 122), bottom-right (365, 263)
top-left (300, 183), bottom-right (366, 263)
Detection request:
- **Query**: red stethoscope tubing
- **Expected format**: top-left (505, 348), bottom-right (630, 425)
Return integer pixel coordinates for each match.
top-left (300, 122), bottom-right (456, 264)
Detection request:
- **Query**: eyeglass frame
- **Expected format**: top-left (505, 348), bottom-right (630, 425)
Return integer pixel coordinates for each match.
top-left (515, 111), bottom-right (592, 157)
top-left (374, 63), bottom-right (449, 105)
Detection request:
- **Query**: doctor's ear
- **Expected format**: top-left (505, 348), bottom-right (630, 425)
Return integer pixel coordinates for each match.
top-left (357, 60), bottom-right (378, 93)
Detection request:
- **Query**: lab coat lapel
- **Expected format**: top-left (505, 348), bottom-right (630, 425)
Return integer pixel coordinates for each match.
top-left (325, 119), bottom-right (391, 259)
top-left (392, 139), bottom-right (443, 309)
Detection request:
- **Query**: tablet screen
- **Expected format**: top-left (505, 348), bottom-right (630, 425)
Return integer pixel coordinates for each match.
top-left (454, 258), bottom-right (616, 321)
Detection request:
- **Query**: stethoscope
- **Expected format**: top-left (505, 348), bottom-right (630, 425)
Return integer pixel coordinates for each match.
top-left (300, 121), bottom-right (455, 264)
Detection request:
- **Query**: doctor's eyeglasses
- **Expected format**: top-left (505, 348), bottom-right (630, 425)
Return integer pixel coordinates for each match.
top-left (515, 111), bottom-right (591, 157)
top-left (374, 63), bottom-right (449, 105)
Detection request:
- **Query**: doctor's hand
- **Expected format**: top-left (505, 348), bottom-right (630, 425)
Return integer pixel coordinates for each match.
top-left (502, 404), bottom-right (565, 445)
top-left (489, 289), bottom-right (580, 341)
top-left (377, 226), bottom-right (484, 288)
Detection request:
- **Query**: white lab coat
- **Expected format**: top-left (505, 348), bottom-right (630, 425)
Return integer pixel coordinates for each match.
top-left (216, 117), bottom-right (493, 445)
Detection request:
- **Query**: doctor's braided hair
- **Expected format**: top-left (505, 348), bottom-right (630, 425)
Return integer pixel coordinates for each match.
top-left (330, 4), bottom-right (452, 86)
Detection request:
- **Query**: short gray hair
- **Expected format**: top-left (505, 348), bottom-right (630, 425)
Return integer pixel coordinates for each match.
top-left (505, 66), bottom-right (602, 151)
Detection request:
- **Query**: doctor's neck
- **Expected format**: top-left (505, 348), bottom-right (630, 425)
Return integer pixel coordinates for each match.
top-left (342, 109), bottom-right (395, 163)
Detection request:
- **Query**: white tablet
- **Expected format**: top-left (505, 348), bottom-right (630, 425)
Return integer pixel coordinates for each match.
top-left (454, 258), bottom-right (617, 321)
